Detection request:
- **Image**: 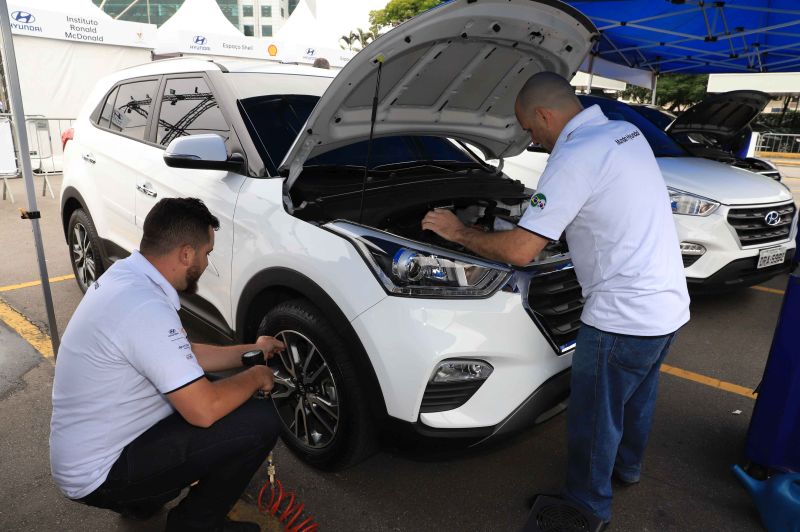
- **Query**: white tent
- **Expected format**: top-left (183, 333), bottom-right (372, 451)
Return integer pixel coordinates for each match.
top-left (271, 0), bottom-right (365, 67)
top-left (154, 0), bottom-right (259, 59)
top-left (5, 0), bottom-right (155, 173)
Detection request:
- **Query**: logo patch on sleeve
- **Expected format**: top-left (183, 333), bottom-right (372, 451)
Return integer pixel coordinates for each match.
top-left (531, 193), bottom-right (547, 210)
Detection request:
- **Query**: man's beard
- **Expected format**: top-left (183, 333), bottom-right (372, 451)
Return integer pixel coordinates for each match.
top-left (183, 264), bottom-right (203, 295)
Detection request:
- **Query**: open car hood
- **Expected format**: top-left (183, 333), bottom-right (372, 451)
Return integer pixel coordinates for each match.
top-left (667, 90), bottom-right (770, 140)
top-left (279, 0), bottom-right (597, 189)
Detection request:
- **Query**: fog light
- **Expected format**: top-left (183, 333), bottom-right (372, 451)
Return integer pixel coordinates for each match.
top-left (680, 242), bottom-right (706, 256)
top-left (430, 360), bottom-right (494, 383)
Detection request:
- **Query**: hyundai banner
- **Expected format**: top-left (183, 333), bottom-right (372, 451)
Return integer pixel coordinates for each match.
top-left (8, 4), bottom-right (156, 48)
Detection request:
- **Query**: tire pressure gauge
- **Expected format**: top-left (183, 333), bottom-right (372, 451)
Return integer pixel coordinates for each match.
top-left (241, 349), bottom-right (266, 367)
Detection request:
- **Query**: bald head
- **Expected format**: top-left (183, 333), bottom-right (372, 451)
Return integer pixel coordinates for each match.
top-left (514, 72), bottom-right (583, 152)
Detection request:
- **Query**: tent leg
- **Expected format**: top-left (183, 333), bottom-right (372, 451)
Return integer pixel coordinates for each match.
top-left (2, 175), bottom-right (13, 203)
top-left (0, 0), bottom-right (60, 357)
top-left (651, 74), bottom-right (659, 105)
top-left (586, 53), bottom-right (596, 93)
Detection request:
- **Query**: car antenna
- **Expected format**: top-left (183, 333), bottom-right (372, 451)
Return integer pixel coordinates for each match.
top-left (358, 54), bottom-right (385, 225)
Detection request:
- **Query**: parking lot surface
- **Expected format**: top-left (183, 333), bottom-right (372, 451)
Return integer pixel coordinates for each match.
top-left (1, 170), bottom-right (797, 531)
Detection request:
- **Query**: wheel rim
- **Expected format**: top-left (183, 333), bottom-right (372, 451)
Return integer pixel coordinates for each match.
top-left (70, 222), bottom-right (97, 289)
top-left (271, 330), bottom-right (340, 450)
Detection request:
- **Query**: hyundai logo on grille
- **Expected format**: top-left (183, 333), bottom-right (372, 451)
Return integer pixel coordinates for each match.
top-left (193, 35), bottom-right (207, 45)
top-left (12, 11), bottom-right (35, 23)
top-left (764, 211), bottom-right (781, 226)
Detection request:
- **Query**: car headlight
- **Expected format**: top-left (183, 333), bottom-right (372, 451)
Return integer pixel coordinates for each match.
top-left (325, 221), bottom-right (511, 298)
top-left (668, 188), bottom-right (719, 216)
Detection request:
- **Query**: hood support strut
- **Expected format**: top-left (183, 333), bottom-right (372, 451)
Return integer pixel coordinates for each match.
top-left (358, 55), bottom-right (385, 224)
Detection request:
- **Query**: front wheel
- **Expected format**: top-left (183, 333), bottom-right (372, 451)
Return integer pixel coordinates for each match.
top-left (67, 209), bottom-right (105, 293)
top-left (258, 299), bottom-right (376, 470)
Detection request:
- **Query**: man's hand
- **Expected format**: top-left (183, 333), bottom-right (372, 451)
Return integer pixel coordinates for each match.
top-left (255, 336), bottom-right (285, 359)
top-left (421, 209), bottom-right (467, 243)
top-left (249, 365), bottom-right (275, 394)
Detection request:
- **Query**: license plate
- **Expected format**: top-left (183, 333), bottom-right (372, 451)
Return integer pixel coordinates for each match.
top-left (757, 247), bottom-right (786, 269)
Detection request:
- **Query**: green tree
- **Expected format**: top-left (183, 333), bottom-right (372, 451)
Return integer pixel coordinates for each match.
top-left (621, 74), bottom-right (709, 112)
top-left (369, 0), bottom-right (446, 33)
top-left (340, 31), bottom-right (358, 51)
top-left (356, 28), bottom-right (377, 49)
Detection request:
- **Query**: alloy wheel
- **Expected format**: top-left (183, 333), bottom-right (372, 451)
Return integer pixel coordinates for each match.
top-left (271, 329), bottom-right (340, 449)
top-left (70, 222), bottom-right (97, 289)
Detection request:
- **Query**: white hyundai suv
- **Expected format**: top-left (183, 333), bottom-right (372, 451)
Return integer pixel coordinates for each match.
top-left (501, 95), bottom-right (797, 291)
top-left (60, 0), bottom-right (597, 468)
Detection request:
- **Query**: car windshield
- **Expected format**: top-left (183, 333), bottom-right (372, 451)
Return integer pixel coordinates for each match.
top-left (578, 96), bottom-right (687, 157)
top-left (238, 94), bottom-right (477, 175)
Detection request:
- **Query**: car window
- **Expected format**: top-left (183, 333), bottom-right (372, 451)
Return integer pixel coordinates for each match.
top-left (96, 86), bottom-right (119, 130)
top-left (157, 77), bottom-right (230, 147)
top-left (239, 94), bottom-right (319, 175)
top-left (307, 136), bottom-right (473, 167)
top-left (110, 80), bottom-right (158, 141)
top-left (239, 94), bottom-right (475, 175)
top-left (578, 96), bottom-right (686, 157)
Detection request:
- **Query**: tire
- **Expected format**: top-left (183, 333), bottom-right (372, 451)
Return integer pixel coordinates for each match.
top-left (67, 209), bottom-right (105, 293)
top-left (258, 298), bottom-right (376, 470)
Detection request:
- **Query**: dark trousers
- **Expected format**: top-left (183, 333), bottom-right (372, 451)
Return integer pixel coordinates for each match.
top-left (79, 398), bottom-right (282, 530)
top-left (564, 324), bottom-right (677, 522)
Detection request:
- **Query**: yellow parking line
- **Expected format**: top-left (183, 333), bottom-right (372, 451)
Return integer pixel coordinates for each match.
top-left (0, 297), bottom-right (54, 359)
top-left (750, 285), bottom-right (785, 296)
top-left (0, 274), bottom-right (75, 293)
top-left (661, 363), bottom-right (756, 400)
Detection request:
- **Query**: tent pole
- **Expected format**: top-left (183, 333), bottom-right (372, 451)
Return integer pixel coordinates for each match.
top-left (586, 53), bottom-right (595, 93)
top-left (651, 73), bottom-right (659, 105)
top-left (0, 0), bottom-right (60, 357)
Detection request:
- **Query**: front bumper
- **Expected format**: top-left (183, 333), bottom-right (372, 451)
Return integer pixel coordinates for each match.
top-left (389, 368), bottom-right (571, 445)
top-left (675, 203), bottom-right (797, 285)
top-left (688, 252), bottom-right (795, 291)
top-left (350, 290), bottom-right (572, 429)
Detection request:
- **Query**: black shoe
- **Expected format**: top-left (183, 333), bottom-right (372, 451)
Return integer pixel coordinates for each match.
top-left (166, 514), bottom-right (261, 532)
top-left (612, 470), bottom-right (640, 487)
top-left (215, 518), bottom-right (260, 532)
top-left (120, 500), bottom-right (166, 520)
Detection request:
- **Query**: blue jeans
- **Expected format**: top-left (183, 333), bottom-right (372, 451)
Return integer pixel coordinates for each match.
top-left (564, 323), bottom-right (677, 522)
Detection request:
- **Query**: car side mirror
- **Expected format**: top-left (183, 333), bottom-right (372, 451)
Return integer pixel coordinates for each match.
top-left (526, 143), bottom-right (547, 153)
top-left (163, 134), bottom-right (245, 173)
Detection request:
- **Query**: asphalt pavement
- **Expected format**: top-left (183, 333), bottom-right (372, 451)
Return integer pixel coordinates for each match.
top-left (1, 172), bottom-right (796, 531)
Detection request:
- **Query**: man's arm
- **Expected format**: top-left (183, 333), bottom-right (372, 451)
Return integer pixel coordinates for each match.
top-left (191, 336), bottom-right (285, 372)
top-left (421, 209), bottom-right (549, 266)
top-left (166, 365), bottom-right (274, 428)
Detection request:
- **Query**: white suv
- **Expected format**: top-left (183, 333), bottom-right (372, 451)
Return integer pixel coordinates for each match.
top-left (502, 95), bottom-right (797, 291)
top-left (60, 0), bottom-right (597, 468)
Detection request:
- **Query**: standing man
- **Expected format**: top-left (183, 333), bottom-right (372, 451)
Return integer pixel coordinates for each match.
top-left (51, 198), bottom-right (285, 532)
top-left (422, 72), bottom-right (690, 525)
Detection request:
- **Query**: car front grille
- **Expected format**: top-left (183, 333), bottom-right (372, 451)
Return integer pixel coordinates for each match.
top-left (419, 381), bottom-right (484, 413)
top-left (727, 202), bottom-right (796, 247)
top-left (524, 264), bottom-right (584, 353)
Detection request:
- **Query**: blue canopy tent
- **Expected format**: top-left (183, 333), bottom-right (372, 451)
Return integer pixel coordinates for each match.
top-left (567, 0), bottom-right (800, 100)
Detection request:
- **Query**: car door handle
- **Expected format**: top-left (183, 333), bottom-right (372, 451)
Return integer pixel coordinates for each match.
top-left (136, 184), bottom-right (158, 198)
top-left (82, 153), bottom-right (95, 164)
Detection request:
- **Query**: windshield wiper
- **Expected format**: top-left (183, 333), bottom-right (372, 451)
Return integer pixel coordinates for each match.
top-left (370, 161), bottom-right (482, 173)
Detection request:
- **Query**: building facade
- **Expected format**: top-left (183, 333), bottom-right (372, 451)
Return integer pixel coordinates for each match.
top-left (93, 0), bottom-right (300, 36)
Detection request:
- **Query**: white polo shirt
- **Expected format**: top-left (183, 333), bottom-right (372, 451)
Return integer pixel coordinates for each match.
top-left (50, 251), bottom-right (205, 499)
top-left (519, 104), bottom-right (690, 336)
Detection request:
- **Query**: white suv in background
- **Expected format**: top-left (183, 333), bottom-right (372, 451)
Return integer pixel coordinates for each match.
top-left (60, 0), bottom-right (597, 468)
top-left (501, 95), bottom-right (797, 291)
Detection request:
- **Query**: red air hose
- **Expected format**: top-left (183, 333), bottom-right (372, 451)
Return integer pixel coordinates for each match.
top-left (257, 452), bottom-right (318, 532)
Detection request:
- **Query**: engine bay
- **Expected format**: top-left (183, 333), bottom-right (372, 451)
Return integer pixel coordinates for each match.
top-left (288, 168), bottom-right (568, 260)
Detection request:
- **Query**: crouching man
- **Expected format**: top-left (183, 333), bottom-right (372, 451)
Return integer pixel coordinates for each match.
top-left (50, 197), bottom-right (284, 532)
